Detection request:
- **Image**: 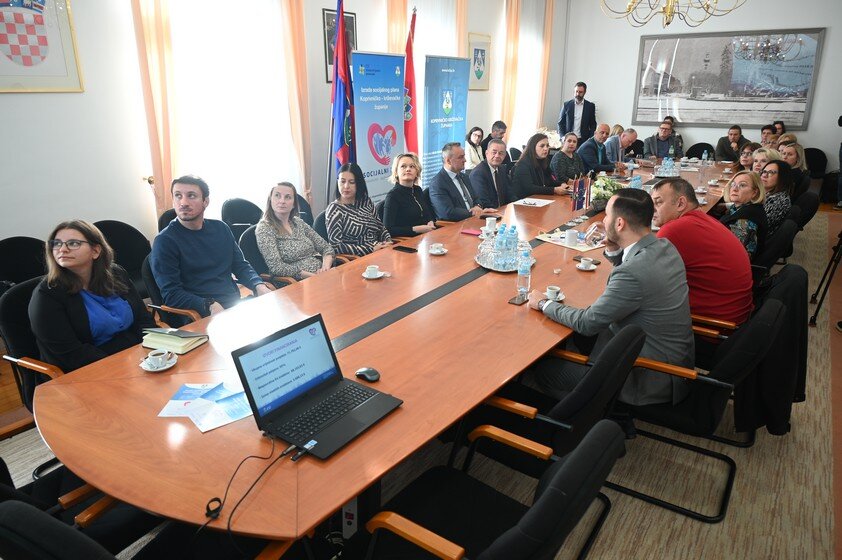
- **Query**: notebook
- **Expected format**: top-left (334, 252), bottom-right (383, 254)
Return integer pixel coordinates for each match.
top-left (231, 314), bottom-right (402, 460)
top-left (142, 328), bottom-right (208, 354)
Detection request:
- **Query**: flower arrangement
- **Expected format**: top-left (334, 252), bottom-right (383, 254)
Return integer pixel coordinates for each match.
top-left (591, 176), bottom-right (624, 201)
top-left (536, 127), bottom-right (562, 149)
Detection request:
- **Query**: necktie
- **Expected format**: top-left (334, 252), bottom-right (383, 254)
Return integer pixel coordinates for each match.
top-left (492, 168), bottom-right (500, 206)
top-left (598, 144), bottom-right (604, 164)
top-left (455, 174), bottom-right (473, 209)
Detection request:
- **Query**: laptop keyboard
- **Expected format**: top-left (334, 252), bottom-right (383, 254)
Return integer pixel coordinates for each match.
top-left (278, 384), bottom-right (376, 441)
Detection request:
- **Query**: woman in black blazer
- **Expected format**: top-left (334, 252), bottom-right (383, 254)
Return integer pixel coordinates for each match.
top-left (382, 153), bottom-right (436, 237)
top-left (29, 220), bottom-right (156, 372)
top-left (510, 133), bottom-right (566, 201)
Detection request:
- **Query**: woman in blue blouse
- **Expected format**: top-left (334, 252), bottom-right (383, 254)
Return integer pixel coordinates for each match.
top-left (29, 220), bottom-right (156, 372)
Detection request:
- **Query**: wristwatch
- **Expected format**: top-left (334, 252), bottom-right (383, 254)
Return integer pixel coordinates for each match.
top-left (537, 298), bottom-right (550, 311)
top-left (204, 298), bottom-right (216, 315)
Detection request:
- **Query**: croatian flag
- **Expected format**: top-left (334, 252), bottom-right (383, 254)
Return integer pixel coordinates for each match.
top-left (403, 9), bottom-right (418, 153)
top-left (330, 0), bottom-right (355, 170)
top-left (572, 177), bottom-right (590, 211)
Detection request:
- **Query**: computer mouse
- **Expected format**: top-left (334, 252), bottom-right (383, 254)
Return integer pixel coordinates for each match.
top-left (355, 367), bottom-right (380, 383)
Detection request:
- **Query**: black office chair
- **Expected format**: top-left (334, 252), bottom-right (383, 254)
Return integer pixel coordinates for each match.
top-left (297, 194), bottom-right (314, 226)
top-left (793, 190), bottom-right (819, 230)
top-left (686, 142), bottom-right (714, 160)
top-left (0, 236), bottom-right (46, 284)
top-left (609, 299), bottom-right (786, 523)
top-left (221, 198), bottom-right (262, 242)
top-left (237, 226), bottom-right (297, 288)
top-left (312, 211), bottom-right (355, 264)
top-left (421, 188), bottom-right (438, 221)
top-left (753, 218), bottom-right (798, 272)
top-left (93, 220), bottom-right (151, 299)
top-left (140, 256), bottom-right (201, 328)
top-left (509, 147), bottom-right (523, 161)
top-left (375, 200), bottom-right (385, 222)
top-left (157, 208), bottom-right (176, 232)
top-left (0, 277), bottom-right (56, 411)
top-left (359, 420), bottom-right (625, 560)
top-left (457, 325), bottom-right (646, 479)
top-left (803, 147), bottom-right (827, 179)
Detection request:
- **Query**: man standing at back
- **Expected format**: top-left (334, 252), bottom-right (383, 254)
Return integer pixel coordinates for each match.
top-left (429, 143), bottom-right (495, 221)
top-left (151, 175), bottom-right (271, 320)
top-left (557, 82), bottom-right (596, 142)
top-left (651, 178), bottom-right (753, 324)
top-left (470, 138), bottom-right (512, 208)
top-left (527, 188), bottom-right (693, 406)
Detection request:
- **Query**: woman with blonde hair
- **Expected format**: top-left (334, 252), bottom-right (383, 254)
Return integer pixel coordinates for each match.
top-left (256, 182), bottom-right (334, 280)
top-left (29, 220), bottom-right (156, 373)
top-left (751, 147), bottom-right (781, 174)
top-left (383, 153), bottom-right (435, 237)
top-left (776, 133), bottom-right (798, 151)
top-left (719, 171), bottom-right (768, 261)
top-left (778, 142), bottom-right (810, 200)
top-left (609, 124), bottom-right (624, 137)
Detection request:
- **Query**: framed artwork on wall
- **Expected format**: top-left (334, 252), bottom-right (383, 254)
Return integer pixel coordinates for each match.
top-left (632, 28), bottom-right (825, 130)
top-left (322, 8), bottom-right (357, 84)
top-left (468, 33), bottom-right (490, 91)
top-left (0, 0), bottom-right (83, 93)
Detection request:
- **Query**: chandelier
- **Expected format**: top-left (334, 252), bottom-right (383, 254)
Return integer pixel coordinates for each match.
top-left (600, 0), bottom-right (747, 28)
top-left (732, 35), bottom-right (808, 64)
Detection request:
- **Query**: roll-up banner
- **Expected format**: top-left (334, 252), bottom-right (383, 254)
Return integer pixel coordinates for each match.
top-left (421, 56), bottom-right (470, 189)
top-left (351, 51), bottom-right (406, 203)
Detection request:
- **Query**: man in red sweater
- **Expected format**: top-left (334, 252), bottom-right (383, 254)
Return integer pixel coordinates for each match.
top-left (651, 178), bottom-right (753, 324)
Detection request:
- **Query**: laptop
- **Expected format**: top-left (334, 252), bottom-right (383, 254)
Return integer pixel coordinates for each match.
top-left (231, 314), bottom-right (402, 460)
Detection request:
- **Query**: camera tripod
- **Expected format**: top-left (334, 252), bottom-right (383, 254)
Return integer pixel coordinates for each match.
top-left (810, 229), bottom-right (842, 326)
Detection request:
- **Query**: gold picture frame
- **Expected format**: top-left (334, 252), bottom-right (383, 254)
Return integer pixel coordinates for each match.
top-left (0, 0), bottom-right (83, 93)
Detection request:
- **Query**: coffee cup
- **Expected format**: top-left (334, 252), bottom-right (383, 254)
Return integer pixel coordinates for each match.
top-left (364, 265), bottom-right (380, 278)
top-left (430, 243), bottom-right (444, 253)
top-left (565, 230), bottom-right (577, 244)
top-left (546, 285), bottom-right (561, 300)
top-left (485, 217), bottom-right (497, 231)
top-left (146, 349), bottom-right (174, 369)
top-left (580, 257), bottom-right (594, 269)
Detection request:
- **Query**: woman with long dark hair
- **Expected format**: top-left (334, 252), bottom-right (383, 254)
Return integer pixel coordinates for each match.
top-left (464, 127), bottom-right (485, 170)
top-left (325, 163), bottom-right (392, 256)
top-left (256, 182), bottom-right (334, 279)
top-left (759, 160), bottom-right (793, 234)
top-left (510, 133), bottom-right (565, 200)
top-left (29, 220), bottom-right (156, 372)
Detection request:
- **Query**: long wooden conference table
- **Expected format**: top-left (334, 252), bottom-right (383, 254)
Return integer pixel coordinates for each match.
top-left (32, 164), bottom-right (728, 548)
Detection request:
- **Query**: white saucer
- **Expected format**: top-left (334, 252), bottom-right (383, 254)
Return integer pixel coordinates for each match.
top-left (576, 264), bottom-right (596, 272)
top-left (545, 292), bottom-right (565, 302)
top-left (140, 354), bottom-right (177, 372)
top-left (697, 197), bottom-right (707, 205)
top-left (723, 169), bottom-right (733, 173)
top-left (695, 187), bottom-right (708, 194)
top-left (429, 248), bottom-right (448, 256)
top-left (689, 157), bottom-right (700, 162)
top-left (707, 180), bottom-right (718, 186)
top-left (362, 271), bottom-right (386, 280)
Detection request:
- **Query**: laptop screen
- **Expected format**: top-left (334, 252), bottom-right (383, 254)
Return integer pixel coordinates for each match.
top-left (233, 315), bottom-right (340, 419)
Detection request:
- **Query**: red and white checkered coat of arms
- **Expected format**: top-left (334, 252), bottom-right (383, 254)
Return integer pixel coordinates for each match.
top-left (0, 0), bottom-right (48, 67)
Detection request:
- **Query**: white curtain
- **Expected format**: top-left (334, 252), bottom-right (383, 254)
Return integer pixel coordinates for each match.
top-left (167, 0), bottom-right (299, 218)
top-left (508, 0), bottom-right (547, 152)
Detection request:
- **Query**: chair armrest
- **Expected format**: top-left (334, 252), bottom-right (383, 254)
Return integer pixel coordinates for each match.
top-left (145, 303), bottom-right (201, 324)
top-left (391, 237), bottom-right (412, 243)
top-left (254, 540), bottom-right (294, 560)
top-left (435, 220), bottom-right (456, 226)
top-left (691, 314), bottom-right (738, 331)
top-left (74, 495), bottom-right (117, 528)
top-left (2, 356), bottom-right (64, 380)
top-left (366, 512), bottom-right (465, 560)
top-left (482, 396), bottom-right (538, 419)
top-left (692, 325), bottom-right (725, 340)
top-left (549, 348), bottom-right (590, 365)
top-left (335, 254), bottom-right (358, 263)
top-left (58, 484), bottom-right (98, 509)
top-left (467, 425), bottom-right (553, 460)
top-left (260, 273), bottom-right (297, 287)
top-left (633, 357), bottom-right (698, 380)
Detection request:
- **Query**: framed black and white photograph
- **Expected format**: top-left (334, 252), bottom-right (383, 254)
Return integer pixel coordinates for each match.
top-left (322, 8), bottom-right (357, 84)
top-left (632, 28), bottom-right (825, 130)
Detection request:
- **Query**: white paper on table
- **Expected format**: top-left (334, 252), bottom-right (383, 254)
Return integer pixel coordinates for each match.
top-left (158, 383), bottom-right (219, 417)
top-left (536, 233), bottom-right (604, 253)
top-left (187, 391), bottom-right (253, 433)
top-left (513, 198), bottom-right (553, 207)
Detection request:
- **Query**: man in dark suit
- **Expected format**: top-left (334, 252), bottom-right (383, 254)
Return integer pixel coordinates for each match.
top-left (480, 121), bottom-right (512, 167)
top-left (429, 142), bottom-right (495, 221)
top-left (576, 123), bottom-right (614, 174)
top-left (527, 188), bottom-right (694, 406)
top-left (470, 138), bottom-right (511, 207)
top-left (557, 81), bottom-right (596, 141)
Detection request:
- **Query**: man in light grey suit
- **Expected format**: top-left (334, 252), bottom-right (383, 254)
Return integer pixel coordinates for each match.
top-left (526, 188), bottom-right (694, 406)
top-left (603, 128), bottom-right (637, 171)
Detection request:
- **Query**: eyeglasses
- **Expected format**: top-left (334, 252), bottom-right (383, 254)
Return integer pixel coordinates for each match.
top-left (740, 151), bottom-right (753, 156)
top-left (760, 170), bottom-right (778, 176)
top-left (658, 127), bottom-right (671, 132)
top-left (729, 182), bottom-right (752, 190)
top-left (49, 239), bottom-right (90, 251)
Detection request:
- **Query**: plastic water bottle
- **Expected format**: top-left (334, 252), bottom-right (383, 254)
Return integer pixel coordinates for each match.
top-left (505, 226), bottom-right (518, 269)
top-left (668, 145), bottom-right (675, 158)
top-left (516, 250), bottom-right (531, 296)
top-left (702, 149), bottom-right (708, 163)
